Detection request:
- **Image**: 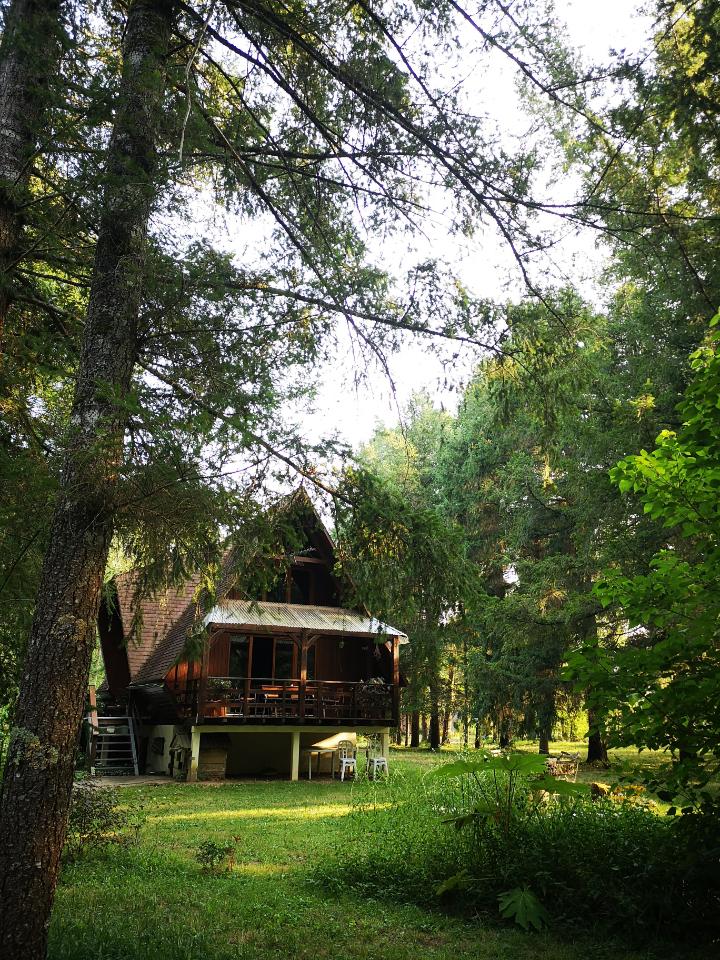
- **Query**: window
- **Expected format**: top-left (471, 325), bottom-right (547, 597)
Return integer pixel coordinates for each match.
top-left (275, 639), bottom-right (294, 679)
top-left (229, 634), bottom-right (301, 681)
top-left (290, 567), bottom-right (312, 604)
top-left (251, 636), bottom-right (273, 680)
top-left (229, 636), bottom-right (249, 678)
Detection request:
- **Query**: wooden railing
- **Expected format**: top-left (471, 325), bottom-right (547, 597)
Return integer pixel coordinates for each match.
top-left (179, 677), bottom-right (394, 723)
top-left (173, 677), bottom-right (199, 717)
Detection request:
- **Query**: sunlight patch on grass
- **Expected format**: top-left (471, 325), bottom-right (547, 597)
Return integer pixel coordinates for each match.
top-left (147, 803), bottom-right (361, 824)
top-left (233, 862), bottom-right (286, 876)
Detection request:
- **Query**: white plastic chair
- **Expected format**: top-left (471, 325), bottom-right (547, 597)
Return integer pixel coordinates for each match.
top-left (336, 739), bottom-right (357, 781)
top-left (365, 735), bottom-right (388, 779)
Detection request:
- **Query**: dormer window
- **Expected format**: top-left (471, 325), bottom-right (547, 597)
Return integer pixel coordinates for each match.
top-left (290, 567), bottom-right (312, 604)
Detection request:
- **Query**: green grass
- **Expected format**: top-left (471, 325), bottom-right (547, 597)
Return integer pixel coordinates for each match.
top-left (50, 751), bottom-right (709, 960)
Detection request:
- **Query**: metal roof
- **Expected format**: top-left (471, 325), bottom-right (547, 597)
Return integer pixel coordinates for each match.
top-left (203, 600), bottom-right (408, 641)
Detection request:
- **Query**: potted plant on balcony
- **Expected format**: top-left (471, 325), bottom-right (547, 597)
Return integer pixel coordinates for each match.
top-left (356, 677), bottom-right (390, 718)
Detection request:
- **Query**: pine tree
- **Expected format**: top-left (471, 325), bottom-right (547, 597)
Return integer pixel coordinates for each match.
top-left (0, 1), bottom-right (176, 952)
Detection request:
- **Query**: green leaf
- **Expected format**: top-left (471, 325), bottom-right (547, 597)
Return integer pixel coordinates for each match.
top-left (531, 776), bottom-right (590, 796)
top-left (430, 759), bottom-right (488, 780)
top-left (436, 869), bottom-right (470, 896)
top-left (498, 887), bottom-right (550, 931)
top-left (431, 752), bottom-right (548, 780)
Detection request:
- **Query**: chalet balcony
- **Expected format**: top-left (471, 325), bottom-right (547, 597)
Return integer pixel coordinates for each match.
top-left (176, 676), bottom-right (395, 725)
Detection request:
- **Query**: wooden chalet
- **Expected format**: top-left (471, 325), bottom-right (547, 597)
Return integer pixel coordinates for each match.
top-left (96, 490), bottom-right (407, 781)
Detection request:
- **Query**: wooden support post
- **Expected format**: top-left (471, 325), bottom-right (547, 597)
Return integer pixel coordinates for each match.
top-left (391, 637), bottom-right (400, 726)
top-left (299, 635), bottom-right (308, 720)
top-left (290, 731), bottom-right (300, 782)
top-left (88, 685), bottom-right (98, 774)
top-left (197, 635), bottom-right (210, 724)
top-left (188, 727), bottom-right (201, 782)
top-left (381, 728), bottom-right (390, 760)
top-left (88, 684), bottom-right (98, 730)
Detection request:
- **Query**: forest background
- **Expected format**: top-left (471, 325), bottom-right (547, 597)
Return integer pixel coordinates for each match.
top-left (0, 0), bottom-right (719, 955)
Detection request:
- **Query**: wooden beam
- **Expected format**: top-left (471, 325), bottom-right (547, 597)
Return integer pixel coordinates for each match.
top-left (392, 637), bottom-right (400, 725)
top-left (88, 685), bottom-right (98, 773)
top-left (88, 684), bottom-right (98, 731)
top-left (197, 634), bottom-right (210, 723)
top-left (299, 634), bottom-right (308, 720)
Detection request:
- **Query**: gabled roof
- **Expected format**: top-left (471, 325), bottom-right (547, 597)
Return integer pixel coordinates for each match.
top-left (102, 487), bottom-right (406, 690)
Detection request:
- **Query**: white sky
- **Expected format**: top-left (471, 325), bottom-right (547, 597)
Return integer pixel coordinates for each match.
top-left (297, 0), bottom-right (655, 453)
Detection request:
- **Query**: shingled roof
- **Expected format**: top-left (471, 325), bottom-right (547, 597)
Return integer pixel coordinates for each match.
top-left (128, 554), bottom-right (239, 686)
top-left (113, 567), bottom-right (208, 684)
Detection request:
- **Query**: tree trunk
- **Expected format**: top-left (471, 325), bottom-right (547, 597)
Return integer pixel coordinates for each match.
top-left (410, 710), bottom-right (420, 747)
top-left (429, 710), bottom-right (440, 750)
top-left (441, 663), bottom-right (454, 745)
top-left (539, 729), bottom-right (550, 755)
top-left (0, 0), bottom-right (63, 340)
top-left (0, 2), bottom-right (174, 955)
top-left (586, 707), bottom-right (608, 764)
top-left (421, 712), bottom-right (428, 742)
top-left (474, 716), bottom-right (481, 750)
top-left (428, 677), bottom-right (441, 750)
top-left (498, 712), bottom-right (511, 748)
top-left (462, 637), bottom-right (469, 750)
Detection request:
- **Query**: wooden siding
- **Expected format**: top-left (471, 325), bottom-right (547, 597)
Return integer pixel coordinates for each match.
top-left (208, 631), bottom-right (230, 677)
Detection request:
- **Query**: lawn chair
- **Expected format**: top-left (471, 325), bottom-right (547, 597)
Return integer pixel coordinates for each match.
top-left (336, 739), bottom-right (357, 781)
top-left (547, 751), bottom-right (580, 781)
top-left (365, 735), bottom-right (388, 780)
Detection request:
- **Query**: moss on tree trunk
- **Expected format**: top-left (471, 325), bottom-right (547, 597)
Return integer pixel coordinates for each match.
top-left (0, 2), bottom-right (174, 954)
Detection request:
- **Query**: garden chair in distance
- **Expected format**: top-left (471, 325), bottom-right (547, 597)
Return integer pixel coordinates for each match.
top-left (547, 752), bottom-right (580, 781)
top-left (337, 739), bottom-right (357, 781)
top-left (365, 735), bottom-right (388, 780)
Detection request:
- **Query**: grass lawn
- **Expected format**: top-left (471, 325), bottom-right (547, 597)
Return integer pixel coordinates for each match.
top-left (50, 750), bottom-right (709, 960)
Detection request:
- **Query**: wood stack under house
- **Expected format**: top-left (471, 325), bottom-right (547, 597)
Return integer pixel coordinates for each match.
top-left (95, 491), bottom-right (407, 781)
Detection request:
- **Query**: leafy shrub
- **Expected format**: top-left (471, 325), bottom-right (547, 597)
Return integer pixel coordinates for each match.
top-left (316, 753), bottom-right (720, 945)
top-left (195, 838), bottom-right (239, 873)
top-left (64, 780), bottom-right (144, 861)
top-left (316, 767), bottom-right (472, 902)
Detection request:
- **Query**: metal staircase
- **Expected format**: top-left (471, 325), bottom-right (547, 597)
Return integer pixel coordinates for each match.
top-left (89, 712), bottom-right (139, 776)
